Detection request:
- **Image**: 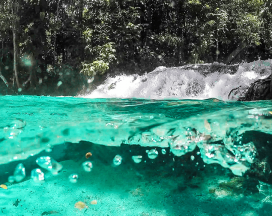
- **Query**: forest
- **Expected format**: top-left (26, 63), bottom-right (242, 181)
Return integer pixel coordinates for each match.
top-left (0, 0), bottom-right (271, 95)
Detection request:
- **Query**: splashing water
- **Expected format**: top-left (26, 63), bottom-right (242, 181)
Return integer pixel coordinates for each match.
top-left (83, 62), bottom-right (271, 100)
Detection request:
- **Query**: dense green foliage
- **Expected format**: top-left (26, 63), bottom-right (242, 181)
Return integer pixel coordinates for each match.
top-left (0, 0), bottom-right (271, 93)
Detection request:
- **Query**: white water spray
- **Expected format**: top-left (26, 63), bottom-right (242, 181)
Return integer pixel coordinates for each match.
top-left (81, 60), bottom-right (272, 100)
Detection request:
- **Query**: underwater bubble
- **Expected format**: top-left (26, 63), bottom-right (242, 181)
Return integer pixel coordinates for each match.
top-left (4, 127), bottom-right (22, 139)
top-left (4, 119), bottom-right (26, 139)
top-left (18, 88), bottom-right (22, 92)
top-left (82, 161), bottom-right (93, 172)
top-left (132, 155), bottom-right (142, 164)
top-left (36, 156), bottom-right (63, 175)
top-left (8, 176), bottom-right (15, 183)
top-left (14, 163), bottom-right (26, 182)
top-left (171, 146), bottom-right (183, 157)
top-left (113, 155), bottom-right (122, 166)
top-left (39, 126), bottom-right (44, 130)
top-left (36, 156), bottom-right (51, 168)
top-left (191, 155), bottom-right (195, 161)
top-left (31, 168), bottom-right (44, 181)
top-left (161, 149), bottom-right (166, 154)
top-left (69, 174), bottom-right (79, 183)
top-left (45, 148), bottom-right (52, 152)
top-left (147, 149), bottom-right (158, 159)
top-left (11, 119), bottom-right (26, 129)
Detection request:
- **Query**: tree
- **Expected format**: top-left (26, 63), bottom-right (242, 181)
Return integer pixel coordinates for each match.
top-left (0, 0), bottom-right (20, 88)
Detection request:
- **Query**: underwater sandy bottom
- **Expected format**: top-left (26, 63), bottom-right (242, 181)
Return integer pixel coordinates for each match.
top-left (1, 159), bottom-right (271, 216)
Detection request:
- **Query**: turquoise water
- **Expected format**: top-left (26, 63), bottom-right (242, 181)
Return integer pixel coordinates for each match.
top-left (1, 96), bottom-right (272, 215)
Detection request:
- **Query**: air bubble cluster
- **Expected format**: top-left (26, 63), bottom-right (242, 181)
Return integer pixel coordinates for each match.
top-left (31, 168), bottom-right (45, 182)
top-left (113, 155), bottom-right (122, 166)
top-left (3, 119), bottom-right (26, 139)
top-left (132, 155), bottom-right (142, 163)
top-left (13, 163), bottom-right (26, 182)
top-left (82, 161), bottom-right (93, 172)
top-left (69, 174), bottom-right (79, 183)
top-left (147, 149), bottom-right (158, 159)
top-left (36, 156), bottom-right (63, 175)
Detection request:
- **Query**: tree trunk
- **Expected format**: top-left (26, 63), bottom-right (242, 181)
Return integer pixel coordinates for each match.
top-left (78, 0), bottom-right (84, 60)
top-left (13, 0), bottom-right (20, 88)
top-left (216, 29), bottom-right (219, 62)
top-left (23, 53), bottom-right (38, 88)
top-left (23, 69), bottom-right (37, 88)
top-left (30, 64), bottom-right (37, 87)
top-left (0, 71), bottom-right (9, 87)
top-left (53, 0), bottom-right (60, 66)
top-left (1, 39), bottom-right (3, 60)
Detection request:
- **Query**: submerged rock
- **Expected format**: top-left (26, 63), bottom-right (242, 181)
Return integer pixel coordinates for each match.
top-left (242, 131), bottom-right (272, 183)
top-left (218, 176), bottom-right (259, 195)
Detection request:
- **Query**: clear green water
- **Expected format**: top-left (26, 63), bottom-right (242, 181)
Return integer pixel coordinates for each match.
top-left (1, 96), bottom-right (272, 162)
top-left (1, 96), bottom-right (272, 215)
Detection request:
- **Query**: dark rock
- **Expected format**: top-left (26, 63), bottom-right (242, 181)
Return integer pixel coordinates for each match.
top-left (228, 85), bottom-right (249, 100)
top-left (238, 74), bottom-right (272, 101)
top-left (219, 176), bottom-right (259, 195)
top-left (242, 131), bottom-right (272, 183)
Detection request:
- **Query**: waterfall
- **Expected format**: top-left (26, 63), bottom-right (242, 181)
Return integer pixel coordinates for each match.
top-left (82, 60), bottom-right (272, 100)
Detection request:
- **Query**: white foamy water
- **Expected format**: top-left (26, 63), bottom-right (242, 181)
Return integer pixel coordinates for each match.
top-left (81, 60), bottom-right (272, 100)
